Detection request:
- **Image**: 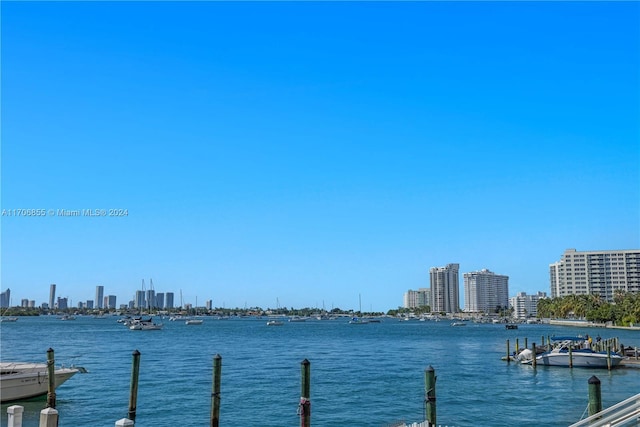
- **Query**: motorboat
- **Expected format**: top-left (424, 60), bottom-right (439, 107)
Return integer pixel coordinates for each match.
top-left (0, 317), bottom-right (18, 322)
top-left (185, 319), bottom-right (204, 325)
top-left (348, 317), bottom-right (369, 324)
top-left (0, 362), bottom-right (82, 403)
top-left (266, 318), bottom-right (284, 326)
top-left (530, 338), bottom-right (624, 368)
top-left (129, 318), bottom-right (163, 330)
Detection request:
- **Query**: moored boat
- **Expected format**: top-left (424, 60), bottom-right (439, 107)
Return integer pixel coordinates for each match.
top-left (129, 318), bottom-right (163, 330)
top-left (0, 362), bottom-right (82, 403)
top-left (185, 319), bottom-right (204, 325)
top-left (530, 338), bottom-right (624, 368)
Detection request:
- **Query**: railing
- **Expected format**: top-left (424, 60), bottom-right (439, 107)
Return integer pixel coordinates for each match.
top-left (569, 393), bottom-right (640, 427)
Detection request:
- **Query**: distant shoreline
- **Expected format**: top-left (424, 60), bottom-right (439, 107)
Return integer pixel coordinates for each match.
top-left (549, 319), bottom-right (640, 331)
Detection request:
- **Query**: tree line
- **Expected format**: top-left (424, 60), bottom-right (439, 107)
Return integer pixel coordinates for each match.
top-left (536, 291), bottom-right (640, 326)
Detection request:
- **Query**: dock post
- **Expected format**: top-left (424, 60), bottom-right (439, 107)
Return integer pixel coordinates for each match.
top-left (424, 365), bottom-right (436, 427)
top-left (115, 419), bottom-right (134, 426)
top-left (635, 347), bottom-right (638, 360)
top-left (607, 345), bottom-right (612, 371)
top-left (38, 407), bottom-right (58, 427)
top-left (569, 345), bottom-right (573, 368)
top-left (299, 359), bottom-right (311, 427)
top-left (542, 336), bottom-right (545, 350)
top-left (506, 339), bottom-right (510, 363)
top-left (210, 354), bottom-right (222, 427)
top-left (524, 337), bottom-right (528, 350)
top-left (45, 348), bottom-right (56, 409)
top-left (531, 343), bottom-right (536, 368)
top-left (7, 405), bottom-right (24, 427)
top-left (588, 376), bottom-right (602, 417)
top-left (128, 350), bottom-right (141, 422)
top-left (515, 338), bottom-right (519, 355)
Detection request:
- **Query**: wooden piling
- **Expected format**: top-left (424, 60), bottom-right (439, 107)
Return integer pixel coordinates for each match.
top-left (46, 348), bottom-right (56, 409)
top-left (506, 339), bottom-right (510, 363)
top-left (210, 354), bottom-right (222, 427)
top-left (588, 376), bottom-right (602, 417)
top-left (515, 338), bottom-right (519, 354)
top-left (424, 366), bottom-right (436, 427)
top-left (299, 359), bottom-right (311, 427)
top-left (569, 345), bottom-right (573, 368)
top-left (607, 345), bottom-right (612, 371)
top-left (531, 343), bottom-right (536, 368)
top-left (524, 337), bottom-right (528, 350)
top-left (128, 350), bottom-right (141, 422)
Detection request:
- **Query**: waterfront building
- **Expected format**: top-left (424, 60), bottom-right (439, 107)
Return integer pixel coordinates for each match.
top-left (145, 289), bottom-right (156, 309)
top-left (549, 248), bottom-right (640, 301)
top-left (510, 291), bottom-right (547, 319)
top-left (430, 263), bottom-right (460, 313)
top-left (29, 300), bottom-right (35, 308)
top-left (135, 290), bottom-right (145, 309)
top-left (0, 288), bottom-right (10, 308)
top-left (403, 288), bottom-right (431, 309)
top-left (57, 297), bottom-right (68, 310)
top-left (49, 284), bottom-right (56, 310)
top-left (165, 292), bottom-right (174, 309)
top-left (21, 299), bottom-right (29, 307)
top-left (206, 299), bottom-right (212, 310)
top-left (463, 269), bottom-right (509, 313)
top-left (86, 300), bottom-right (94, 309)
top-left (156, 293), bottom-right (165, 309)
top-left (95, 285), bottom-right (104, 309)
top-left (78, 301), bottom-right (85, 309)
top-left (107, 295), bottom-right (117, 309)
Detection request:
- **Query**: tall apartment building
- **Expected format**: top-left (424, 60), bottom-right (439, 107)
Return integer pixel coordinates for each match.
top-left (0, 288), bottom-right (10, 308)
top-left (549, 249), bottom-right (640, 301)
top-left (135, 290), bottom-right (146, 309)
top-left (403, 288), bottom-right (431, 309)
top-left (49, 284), bottom-right (56, 310)
top-left (510, 291), bottom-right (547, 319)
top-left (430, 263), bottom-right (460, 313)
top-left (463, 269), bottom-right (509, 313)
top-left (145, 290), bottom-right (156, 309)
top-left (95, 285), bottom-right (104, 309)
top-left (165, 292), bottom-right (174, 309)
top-left (107, 295), bottom-right (117, 309)
top-left (156, 293), bottom-right (165, 309)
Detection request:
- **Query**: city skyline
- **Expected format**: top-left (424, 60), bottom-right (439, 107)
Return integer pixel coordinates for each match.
top-left (2, 2), bottom-right (639, 312)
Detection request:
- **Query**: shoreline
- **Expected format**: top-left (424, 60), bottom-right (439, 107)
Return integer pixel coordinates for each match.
top-left (549, 319), bottom-right (640, 331)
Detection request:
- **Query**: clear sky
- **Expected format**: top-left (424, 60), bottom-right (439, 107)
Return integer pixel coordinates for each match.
top-left (1, 1), bottom-right (639, 313)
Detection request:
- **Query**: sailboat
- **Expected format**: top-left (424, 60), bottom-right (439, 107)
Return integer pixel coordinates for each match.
top-left (1, 299), bottom-right (18, 322)
top-left (349, 294), bottom-right (369, 324)
top-left (186, 297), bottom-right (203, 325)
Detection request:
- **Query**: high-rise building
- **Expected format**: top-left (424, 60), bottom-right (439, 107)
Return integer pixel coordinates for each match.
top-left (0, 288), bottom-right (10, 308)
top-left (107, 295), bottom-right (117, 309)
top-left (403, 288), bottom-right (431, 309)
top-left (156, 293), bottom-right (165, 309)
top-left (57, 297), bottom-right (68, 310)
top-left (49, 284), bottom-right (56, 310)
top-left (145, 290), bottom-right (156, 309)
top-left (463, 269), bottom-right (509, 313)
top-left (206, 299), bottom-right (212, 310)
top-left (135, 291), bottom-right (146, 309)
top-left (510, 291), bottom-right (547, 319)
top-left (165, 292), bottom-right (174, 310)
top-left (86, 300), bottom-right (94, 309)
top-left (549, 249), bottom-right (640, 301)
top-left (430, 263), bottom-right (460, 313)
top-left (96, 286), bottom-right (105, 309)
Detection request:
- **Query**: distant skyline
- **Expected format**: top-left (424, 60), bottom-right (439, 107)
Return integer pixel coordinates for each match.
top-left (2, 2), bottom-right (639, 312)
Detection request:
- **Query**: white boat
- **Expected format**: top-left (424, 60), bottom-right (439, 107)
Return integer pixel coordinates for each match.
top-left (185, 319), bottom-right (203, 325)
top-left (451, 322), bottom-right (466, 327)
top-left (129, 318), bottom-right (163, 330)
top-left (266, 318), bottom-right (284, 326)
top-left (531, 339), bottom-right (624, 368)
top-left (0, 317), bottom-right (18, 322)
top-left (0, 362), bottom-right (81, 403)
top-left (348, 317), bottom-right (369, 324)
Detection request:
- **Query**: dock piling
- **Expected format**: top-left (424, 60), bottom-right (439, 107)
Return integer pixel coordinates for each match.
top-left (588, 376), bottom-right (602, 417)
top-left (299, 359), bottom-right (311, 427)
top-left (210, 354), bottom-right (222, 427)
top-left (531, 343), bottom-right (536, 368)
top-left (38, 407), bottom-right (58, 427)
top-left (115, 419), bottom-right (134, 427)
top-left (424, 366), bottom-right (436, 427)
top-left (7, 405), bottom-right (24, 427)
top-left (128, 350), bottom-right (141, 422)
top-left (506, 339), bottom-right (510, 363)
top-left (46, 348), bottom-right (56, 409)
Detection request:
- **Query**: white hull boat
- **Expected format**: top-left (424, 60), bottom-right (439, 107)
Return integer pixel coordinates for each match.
top-left (0, 362), bottom-right (80, 403)
top-left (129, 318), bottom-right (163, 330)
top-left (531, 339), bottom-right (624, 368)
top-left (185, 319), bottom-right (203, 325)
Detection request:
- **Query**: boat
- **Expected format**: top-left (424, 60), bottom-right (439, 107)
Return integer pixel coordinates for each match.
top-left (451, 322), bottom-right (466, 327)
top-left (60, 314), bottom-right (76, 321)
top-left (266, 318), bottom-right (284, 326)
top-left (505, 324), bottom-right (518, 329)
top-left (0, 316), bottom-right (18, 322)
top-left (185, 319), bottom-right (203, 325)
top-left (288, 316), bottom-right (307, 322)
top-left (529, 338), bottom-right (624, 368)
top-left (348, 317), bottom-right (369, 324)
top-left (129, 318), bottom-right (163, 330)
top-left (0, 362), bottom-right (82, 403)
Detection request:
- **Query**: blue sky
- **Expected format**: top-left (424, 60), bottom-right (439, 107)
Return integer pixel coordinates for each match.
top-left (2, 1), bottom-right (639, 312)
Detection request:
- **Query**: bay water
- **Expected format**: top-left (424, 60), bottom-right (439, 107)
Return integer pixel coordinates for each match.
top-left (1, 316), bottom-right (639, 426)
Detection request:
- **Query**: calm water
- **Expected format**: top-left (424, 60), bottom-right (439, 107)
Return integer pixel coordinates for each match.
top-left (1, 316), bottom-right (639, 427)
